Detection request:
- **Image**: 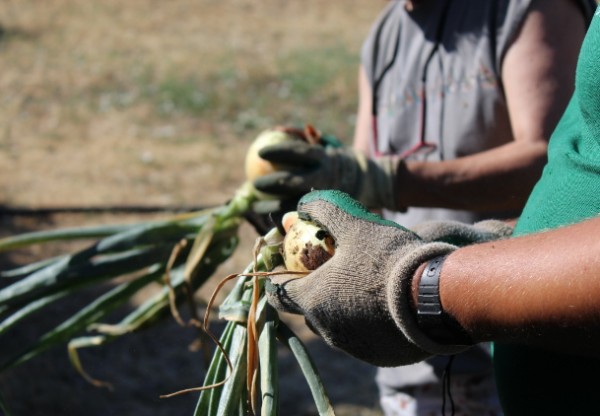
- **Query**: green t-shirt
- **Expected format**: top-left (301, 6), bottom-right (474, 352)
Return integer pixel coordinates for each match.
top-left (494, 6), bottom-right (600, 415)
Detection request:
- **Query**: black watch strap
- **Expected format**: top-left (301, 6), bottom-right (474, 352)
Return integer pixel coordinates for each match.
top-left (416, 255), bottom-right (473, 346)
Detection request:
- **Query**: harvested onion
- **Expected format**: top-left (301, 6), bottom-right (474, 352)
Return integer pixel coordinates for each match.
top-left (281, 211), bottom-right (335, 272)
top-left (244, 128), bottom-right (298, 182)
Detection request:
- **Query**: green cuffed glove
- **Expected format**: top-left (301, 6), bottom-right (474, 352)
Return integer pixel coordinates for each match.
top-left (252, 139), bottom-right (401, 210)
top-left (266, 190), bottom-right (468, 367)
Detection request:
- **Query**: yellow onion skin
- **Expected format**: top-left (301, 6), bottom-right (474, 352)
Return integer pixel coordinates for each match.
top-left (244, 128), bottom-right (298, 182)
top-left (281, 212), bottom-right (335, 272)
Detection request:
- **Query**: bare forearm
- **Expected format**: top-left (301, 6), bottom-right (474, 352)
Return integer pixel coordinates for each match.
top-left (395, 139), bottom-right (548, 211)
top-left (415, 217), bottom-right (600, 354)
top-left (390, 0), bottom-right (585, 213)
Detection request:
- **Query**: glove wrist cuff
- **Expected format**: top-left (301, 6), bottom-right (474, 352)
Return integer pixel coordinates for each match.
top-left (358, 156), bottom-right (405, 211)
top-left (386, 243), bottom-right (468, 356)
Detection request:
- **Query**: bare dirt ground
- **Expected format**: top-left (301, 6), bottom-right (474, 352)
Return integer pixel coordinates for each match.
top-left (0, 1), bottom-right (385, 415)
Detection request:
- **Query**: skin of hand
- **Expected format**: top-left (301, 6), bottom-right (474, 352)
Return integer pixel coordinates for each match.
top-left (411, 215), bottom-right (600, 358)
top-left (266, 190), bottom-right (514, 366)
top-left (353, 0), bottom-right (588, 212)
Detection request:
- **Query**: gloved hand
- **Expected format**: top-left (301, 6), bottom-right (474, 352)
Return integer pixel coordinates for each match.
top-left (266, 190), bottom-right (469, 367)
top-left (252, 129), bottom-right (401, 211)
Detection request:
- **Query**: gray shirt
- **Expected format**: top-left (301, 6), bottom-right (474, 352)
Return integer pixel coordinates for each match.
top-left (362, 0), bottom-right (529, 225)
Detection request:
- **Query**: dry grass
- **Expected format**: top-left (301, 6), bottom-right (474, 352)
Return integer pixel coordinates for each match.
top-left (0, 1), bottom-right (385, 415)
top-left (0, 0), bottom-right (378, 207)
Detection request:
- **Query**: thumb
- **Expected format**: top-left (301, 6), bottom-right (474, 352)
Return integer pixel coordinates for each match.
top-left (265, 268), bottom-right (312, 315)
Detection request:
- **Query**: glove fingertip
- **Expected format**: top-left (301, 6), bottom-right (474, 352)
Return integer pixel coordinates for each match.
top-left (257, 143), bottom-right (285, 158)
top-left (261, 141), bottom-right (325, 166)
top-left (258, 141), bottom-right (305, 158)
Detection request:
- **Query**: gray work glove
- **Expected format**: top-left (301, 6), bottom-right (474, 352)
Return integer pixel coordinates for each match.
top-left (252, 132), bottom-right (401, 210)
top-left (412, 219), bottom-right (513, 246)
top-left (266, 190), bottom-right (468, 367)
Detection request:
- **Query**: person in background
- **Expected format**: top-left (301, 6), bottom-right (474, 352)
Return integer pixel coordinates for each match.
top-left (265, 9), bottom-right (600, 414)
top-left (253, 0), bottom-right (596, 414)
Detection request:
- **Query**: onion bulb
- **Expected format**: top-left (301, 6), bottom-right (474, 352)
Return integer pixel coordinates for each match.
top-left (244, 128), bottom-right (298, 182)
top-left (281, 211), bottom-right (335, 272)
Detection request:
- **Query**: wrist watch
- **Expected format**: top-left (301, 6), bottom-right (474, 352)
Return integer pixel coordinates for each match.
top-left (416, 255), bottom-right (473, 346)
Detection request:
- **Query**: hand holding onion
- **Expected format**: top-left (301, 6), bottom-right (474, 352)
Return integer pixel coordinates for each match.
top-left (265, 190), bottom-right (468, 367)
top-left (244, 124), bottom-right (325, 184)
top-left (244, 128), bottom-right (299, 183)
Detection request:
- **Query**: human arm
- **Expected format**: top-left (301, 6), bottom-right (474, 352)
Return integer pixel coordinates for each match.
top-left (267, 190), bottom-right (600, 366)
top-left (423, 215), bottom-right (600, 356)
top-left (352, 65), bottom-right (372, 156)
top-left (353, 0), bottom-right (588, 212)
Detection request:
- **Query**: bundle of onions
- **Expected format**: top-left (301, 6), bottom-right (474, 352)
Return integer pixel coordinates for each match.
top-left (189, 211), bottom-right (336, 416)
top-left (0, 126), bottom-right (337, 415)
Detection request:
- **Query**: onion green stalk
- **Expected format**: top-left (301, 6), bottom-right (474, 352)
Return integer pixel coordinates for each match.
top-left (193, 227), bottom-right (334, 416)
top-left (0, 128), bottom-right (338, 415)
top-left (0, 182), bottom-right (256, 374)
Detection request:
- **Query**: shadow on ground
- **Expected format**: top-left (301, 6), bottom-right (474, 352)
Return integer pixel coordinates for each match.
top-left (0, 212), bottom-right (382, 415)
top-left (0, 313), bottom-right (382, 415)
